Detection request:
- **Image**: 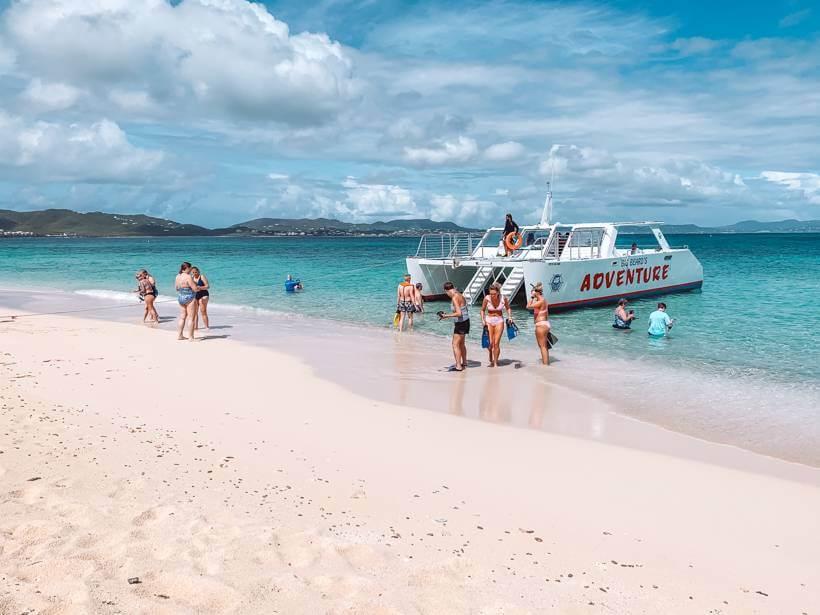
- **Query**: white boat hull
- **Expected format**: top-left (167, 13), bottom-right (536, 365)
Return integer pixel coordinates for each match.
top-left (407, 248), bottom-right (702, 309)
top-left (522, 249), bottom-right (702, 310)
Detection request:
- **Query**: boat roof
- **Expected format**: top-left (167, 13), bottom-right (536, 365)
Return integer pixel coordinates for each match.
top-left (484, 221), bottom-right (664, 232)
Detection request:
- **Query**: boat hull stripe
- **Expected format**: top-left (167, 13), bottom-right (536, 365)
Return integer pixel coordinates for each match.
top-left (549, 280), bottom-right (703, 310)
top-left (422, 280), bottom-right (702, 306)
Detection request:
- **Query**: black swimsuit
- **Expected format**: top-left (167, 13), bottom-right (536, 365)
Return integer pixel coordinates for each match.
top-left (195, 277), bottom-right (209, 300)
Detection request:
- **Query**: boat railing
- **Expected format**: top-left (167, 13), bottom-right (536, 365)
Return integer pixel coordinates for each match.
top-left (414, 232), bottom-right (484, 259)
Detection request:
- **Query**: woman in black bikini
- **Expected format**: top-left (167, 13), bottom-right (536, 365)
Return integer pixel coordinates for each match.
top-left (190, 266), bottom-right (210, 330)
top-left (134, 270), bottom-right (159, 323)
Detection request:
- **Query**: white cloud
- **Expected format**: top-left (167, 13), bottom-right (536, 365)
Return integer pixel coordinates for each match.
top-left (403, 136), bottom-right (478, 167)
top-left (20, 79), bottom-right (82, 111)
top-left (108, 89), bottom-right (160, 115)
top-left (429, 193), bottom-right (497, 227)
top-left (341, 177), bottom-right (417, 219)
top-left (0, 112), bottom-right (164, 183)
top-left (541, 144), bottom-right (749, 207)
top-left (484, 141), bottom-right (526, 162)
top-left (779, 9), bottom-right (812, 28)
top-left (267, 173), bottom-right (290, 181)
top-left (761, 171), bottom-right (820, 204)
top-left (3, 0), bottom-right (358, 125)
top-left (668, 37), bottom-right (719, 56)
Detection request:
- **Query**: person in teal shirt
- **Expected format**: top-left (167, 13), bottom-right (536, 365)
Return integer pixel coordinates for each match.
top-left (648, 302), bottom-right (674, 337)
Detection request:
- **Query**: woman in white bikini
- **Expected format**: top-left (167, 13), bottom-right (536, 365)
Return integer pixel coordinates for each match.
top-left (526, 282), bottom-right (551, 365)
top-left (480, 282), bottom-right (512, 367)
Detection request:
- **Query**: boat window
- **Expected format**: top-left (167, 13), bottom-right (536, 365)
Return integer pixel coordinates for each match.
top-left (568, 228), bottom-right (604, 248)
top-left (525, 230), bottom-right (551, 247)
top-left (480, 230), bottom-right (504, 247)
top-left (562, 228), bottom-right (605, 260)
top-left (615, 228), bottom-right (665, 253)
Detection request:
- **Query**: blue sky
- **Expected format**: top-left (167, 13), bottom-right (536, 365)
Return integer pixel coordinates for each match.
top-left (0, 0), bottom-right (818, 227)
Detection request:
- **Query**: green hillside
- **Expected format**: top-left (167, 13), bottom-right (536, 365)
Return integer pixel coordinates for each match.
top-left (0, 209), bottom-right (208, 236)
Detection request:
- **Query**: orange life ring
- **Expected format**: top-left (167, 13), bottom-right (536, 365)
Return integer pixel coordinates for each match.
top-left (504, 232), bottom-right (523, 251)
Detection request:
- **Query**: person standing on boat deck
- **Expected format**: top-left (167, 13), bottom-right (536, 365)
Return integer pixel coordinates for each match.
top-left (648, 302), bottom-right (674, 337)
top-left (630, 242), bottom-right (639, 255)
top-left (438, 281), bottom-right (469, 371)
top-left (190, 266), bottom-right (210, 330)
top-left (481, 282), bottom-right (512, 367)
top-left (526, 282), bottom-right (551, 365)
top-left (175, 262), bottom-right (199, 341)
top-left (613, 298), bottom-right (636, 330)
top-left (503, 213), bottom-right (520, 257)
top-left (396, 274), bottom-right (416, 331)
top-left (414, 282), bottom-right (424, 313)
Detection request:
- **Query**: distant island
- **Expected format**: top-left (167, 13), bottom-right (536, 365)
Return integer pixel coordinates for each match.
top-left (0, 209), bottom-right (477, 238)
top-left (1, 208), bottom-right (819, 238)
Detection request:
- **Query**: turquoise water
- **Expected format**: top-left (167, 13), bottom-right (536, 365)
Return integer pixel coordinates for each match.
top-left (1, 234), bottom-right (818, 386)
top-left (2, 234), bottom-right (819, 464)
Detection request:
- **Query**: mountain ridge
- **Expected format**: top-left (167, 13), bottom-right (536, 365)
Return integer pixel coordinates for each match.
top-left (2, 208), bottom-right (820, 237)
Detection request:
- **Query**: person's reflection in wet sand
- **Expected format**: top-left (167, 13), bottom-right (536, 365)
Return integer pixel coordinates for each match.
top-left (528, 379), bottom-right (546, 430)
top-left (448, 370), bottom-right (467, 416)
top-left (393, 334), bottom-right (413, 407)
top-left (478, 369), bottom-right (512, 424)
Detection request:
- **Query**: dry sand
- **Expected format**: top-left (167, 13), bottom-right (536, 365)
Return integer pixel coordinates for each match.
top-left (0, 310), bottom-right (818, 614)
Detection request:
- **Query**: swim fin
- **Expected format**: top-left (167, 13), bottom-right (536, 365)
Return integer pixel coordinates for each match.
top-left (506, 319), bottom-right (519, 340)
top-left (481, 325), bottom-right (490, 349)
top-left (393, 312), bottom-right (401, 327)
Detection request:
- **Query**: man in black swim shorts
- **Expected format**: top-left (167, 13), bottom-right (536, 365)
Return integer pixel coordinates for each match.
top-left (438, 281), bottom-right (470, 371)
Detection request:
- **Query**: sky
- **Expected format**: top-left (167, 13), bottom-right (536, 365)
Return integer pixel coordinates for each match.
top-left (0, 0), bottom-right (818, 228)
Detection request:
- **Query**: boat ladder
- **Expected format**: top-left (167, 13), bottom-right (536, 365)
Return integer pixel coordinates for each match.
top-left (500, 265), bottom-right (525, 302)
top-left (462, 265), bottom-right (494, 304)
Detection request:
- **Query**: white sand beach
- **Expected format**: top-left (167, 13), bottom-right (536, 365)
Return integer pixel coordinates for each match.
top-left (1, 308), bottom-right (818, 614)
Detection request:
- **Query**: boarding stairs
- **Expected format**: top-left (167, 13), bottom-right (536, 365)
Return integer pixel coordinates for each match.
top-left (463, 264), bottom-right (526, 305)
top-left (500, 266), bottom-right (525, 303)
top-left (462, 265), bottom-right (494, 304)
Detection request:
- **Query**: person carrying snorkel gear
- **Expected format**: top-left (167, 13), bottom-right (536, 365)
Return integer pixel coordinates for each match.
top-left (438, 281), bottom-right (469, 371)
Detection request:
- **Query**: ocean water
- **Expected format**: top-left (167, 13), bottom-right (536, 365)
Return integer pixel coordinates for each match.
top-left (1, 234), bottom-right (819, 464)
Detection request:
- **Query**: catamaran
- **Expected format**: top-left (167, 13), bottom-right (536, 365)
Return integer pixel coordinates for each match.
top-left (406, 185), bottom-right (703, 310)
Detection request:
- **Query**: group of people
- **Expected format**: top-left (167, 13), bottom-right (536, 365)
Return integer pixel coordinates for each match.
top-left (435, 279), bottom-right (552, 371)
top-left (175, 262), bottom-right (210, 340)
top-left (134, 262), bottom-right (211, 340)
top-left (613, 298), bottom-right (675, 336)
top-left (395, 274), bottom-right (425, 331)
top-left (399, 274), bottom-right (676, 372)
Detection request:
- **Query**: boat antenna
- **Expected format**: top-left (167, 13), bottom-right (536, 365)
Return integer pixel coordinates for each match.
top-left (540, 164), bottom-right (554, 226)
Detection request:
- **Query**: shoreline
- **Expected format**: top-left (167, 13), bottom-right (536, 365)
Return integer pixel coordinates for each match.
top-left (2, 287), bottom-right (820, 481)
top-left (0, 306), bottom-right (818, 613)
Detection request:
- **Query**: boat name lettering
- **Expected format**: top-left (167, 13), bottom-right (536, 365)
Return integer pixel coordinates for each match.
top-left (579, 264), bottom-right (670, 292)
top-left (620, 256), bottom-right (648, 267)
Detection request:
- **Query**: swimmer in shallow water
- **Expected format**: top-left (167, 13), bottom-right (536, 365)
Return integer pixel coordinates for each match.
top-left (613, 298), bottom-right (635, 330)
top-left (648, 302), bottom-right (674, 337)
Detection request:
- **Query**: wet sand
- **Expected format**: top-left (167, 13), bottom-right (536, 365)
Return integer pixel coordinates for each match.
top-left (0, 296), bottom-right (819, 613)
